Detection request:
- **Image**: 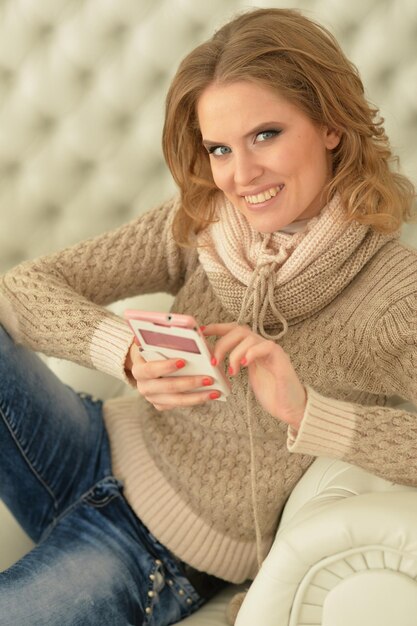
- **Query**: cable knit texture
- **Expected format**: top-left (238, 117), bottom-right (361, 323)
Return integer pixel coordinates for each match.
top-left (1, 195), bottom-right (417, 587)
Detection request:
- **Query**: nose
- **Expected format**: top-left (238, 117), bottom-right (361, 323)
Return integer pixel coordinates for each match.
top-left (233, 150), bottom-right (263, 187)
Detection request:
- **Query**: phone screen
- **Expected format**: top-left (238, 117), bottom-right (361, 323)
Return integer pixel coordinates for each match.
top-left (139, 329), bottom-right (201, 354)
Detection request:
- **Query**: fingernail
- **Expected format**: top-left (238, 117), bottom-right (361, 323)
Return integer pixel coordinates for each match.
top-left (240, 357), bottom-right (247, 366)
top-left (202, 377), bottom-right (212, 386)
top-left (210, 356), bottom-right (217, 366)
top-left (133, 336), bottom-right (141, 346)
top-left (209, 391), bottom-right (220, 400)
top-left (228, 366), bottom-right (234, 375)
top-left (176, 359), bottom-right (186, 369)
top-left (199, 325), bottom-right (206, 332)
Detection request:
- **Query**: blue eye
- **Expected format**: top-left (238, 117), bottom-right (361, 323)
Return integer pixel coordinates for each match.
top-left (256, 129), bottom-right (280, 142)
top-left (208, 145), bottom-right (232, 157)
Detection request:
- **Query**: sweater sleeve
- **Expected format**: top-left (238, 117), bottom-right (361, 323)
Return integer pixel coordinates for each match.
top-left (0, 197), bottom-right (188, 381)
top-left (287, 293), bottom-right (417, 487)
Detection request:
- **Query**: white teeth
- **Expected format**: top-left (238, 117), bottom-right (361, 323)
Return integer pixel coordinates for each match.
top-left (245, 185), bottom-right (283, 204)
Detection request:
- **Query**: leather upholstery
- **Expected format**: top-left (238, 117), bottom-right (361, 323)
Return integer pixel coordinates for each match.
top-left (0, 0), bottom-right (416, 272)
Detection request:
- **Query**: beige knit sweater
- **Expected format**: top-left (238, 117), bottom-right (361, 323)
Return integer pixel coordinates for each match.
top-left (1, 196), bottom-right (417, 584)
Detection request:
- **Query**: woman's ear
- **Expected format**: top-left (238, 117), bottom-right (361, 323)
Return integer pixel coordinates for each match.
top-left (324, 127), bottom-right (342, 150)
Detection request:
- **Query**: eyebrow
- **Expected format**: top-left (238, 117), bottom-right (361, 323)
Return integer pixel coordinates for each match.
top-left (201, 121), bottom-right (282, 148)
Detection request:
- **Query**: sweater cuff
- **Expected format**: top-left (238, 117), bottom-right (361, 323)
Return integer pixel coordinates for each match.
top-left (287, 386), bottom-right (356, 457)
top-left (90, 316), bottom-right (135, 383)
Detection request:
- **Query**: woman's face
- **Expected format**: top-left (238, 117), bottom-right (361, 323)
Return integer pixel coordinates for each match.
top-left (197, 80), bottom-right (340, 233)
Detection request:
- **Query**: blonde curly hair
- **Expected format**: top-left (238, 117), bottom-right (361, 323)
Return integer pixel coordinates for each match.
top-left (162, 8), bottom-right (415, 245)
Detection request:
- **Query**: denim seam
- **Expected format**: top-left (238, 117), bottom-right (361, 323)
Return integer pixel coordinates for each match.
top-left (0, 402), bottom-right (59, 512)
top-left (83, 494), bottom-right (119, 508)
top-left (143, 560), bottom-right (164, 626)
top-left (39, 475), bottom-right (121, 542)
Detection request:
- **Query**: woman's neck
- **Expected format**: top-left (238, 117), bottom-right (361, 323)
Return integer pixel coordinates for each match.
top-left (279, 218), bottom-right (311, 235)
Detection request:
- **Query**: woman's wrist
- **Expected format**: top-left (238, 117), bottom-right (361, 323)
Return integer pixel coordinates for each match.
top-left (124, 341), bottom-right (137, 386)
top-left (288, 386), bottom-right (307, 433)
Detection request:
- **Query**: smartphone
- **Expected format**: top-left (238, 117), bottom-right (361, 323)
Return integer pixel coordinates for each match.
top-left (124, 310), bottom-right (231, 401)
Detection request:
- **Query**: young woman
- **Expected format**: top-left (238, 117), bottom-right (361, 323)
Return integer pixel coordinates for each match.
top-left (0, 7), bottom-right (415, 626)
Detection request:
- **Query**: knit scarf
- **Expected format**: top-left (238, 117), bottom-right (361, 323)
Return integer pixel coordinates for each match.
top-left (197, 193), bottom-right (398, 339)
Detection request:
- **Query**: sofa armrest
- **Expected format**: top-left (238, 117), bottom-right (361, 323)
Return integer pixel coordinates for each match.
top-left (236, 458), bottom-right (417, 626)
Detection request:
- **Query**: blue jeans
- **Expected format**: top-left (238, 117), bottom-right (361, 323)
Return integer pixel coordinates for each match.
top-left (0, 326), bottom-right (210, 625)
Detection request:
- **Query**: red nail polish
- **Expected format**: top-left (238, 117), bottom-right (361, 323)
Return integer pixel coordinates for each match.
top-left (202, 377), bottom-right (212, 386)
top-left (240, 357), bottom-right (247, 366)
top-left (209, 391), bottom-right (220, 400)
top-left (228, 366), bottom-right (234, 375)
top-left (210, 356), bottom-right (217, 366)
top-left (176, 359), bottom-right (186, 369)
top-left (199, 325), bottom-right (206, 332)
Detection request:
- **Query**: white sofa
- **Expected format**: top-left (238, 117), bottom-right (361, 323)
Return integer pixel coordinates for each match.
top-left (2, 302), bottom-right (417, 626)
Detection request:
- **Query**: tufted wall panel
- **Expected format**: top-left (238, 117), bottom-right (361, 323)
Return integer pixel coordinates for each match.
top-left (0, 0), bottom-right (416, 272)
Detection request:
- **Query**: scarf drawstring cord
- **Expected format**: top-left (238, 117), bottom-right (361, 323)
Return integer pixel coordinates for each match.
top-left (237, 261), bottom-right (288, 341)
top-left (237, 258), bottom-right (289, 573)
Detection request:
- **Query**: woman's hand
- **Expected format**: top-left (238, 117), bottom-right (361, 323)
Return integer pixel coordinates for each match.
top-left (125, 341), bottom-right (221, 411)
top-left (203, 323), bottom-right (307, 430)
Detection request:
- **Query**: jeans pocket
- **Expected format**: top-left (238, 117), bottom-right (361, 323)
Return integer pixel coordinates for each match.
top-left (83, 477), bottom-right (123, 508)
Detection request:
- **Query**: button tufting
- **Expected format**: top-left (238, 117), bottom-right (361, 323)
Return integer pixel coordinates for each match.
top-left (36, 22), bottom-right (54, 41)
top-left (75, 159), bottom-right (96, 179)
top-left (76, 68), bottom-right (94, 87)
top-left (0, 0), bottom-right (415, 276)
top-left (0, 67), bottom-right (14, 86)
top-left (1, 162), bottom-right (20, 178)
top-left (112, 113), bottom-right (132, 132)
top-left (107, 23), bottom-right (128, 42)
top-left (36, 115), bottom-right (56, 135)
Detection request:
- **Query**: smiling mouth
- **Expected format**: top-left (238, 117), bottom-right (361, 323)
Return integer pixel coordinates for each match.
top-left (244, 184), bottom-right (285, 205)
